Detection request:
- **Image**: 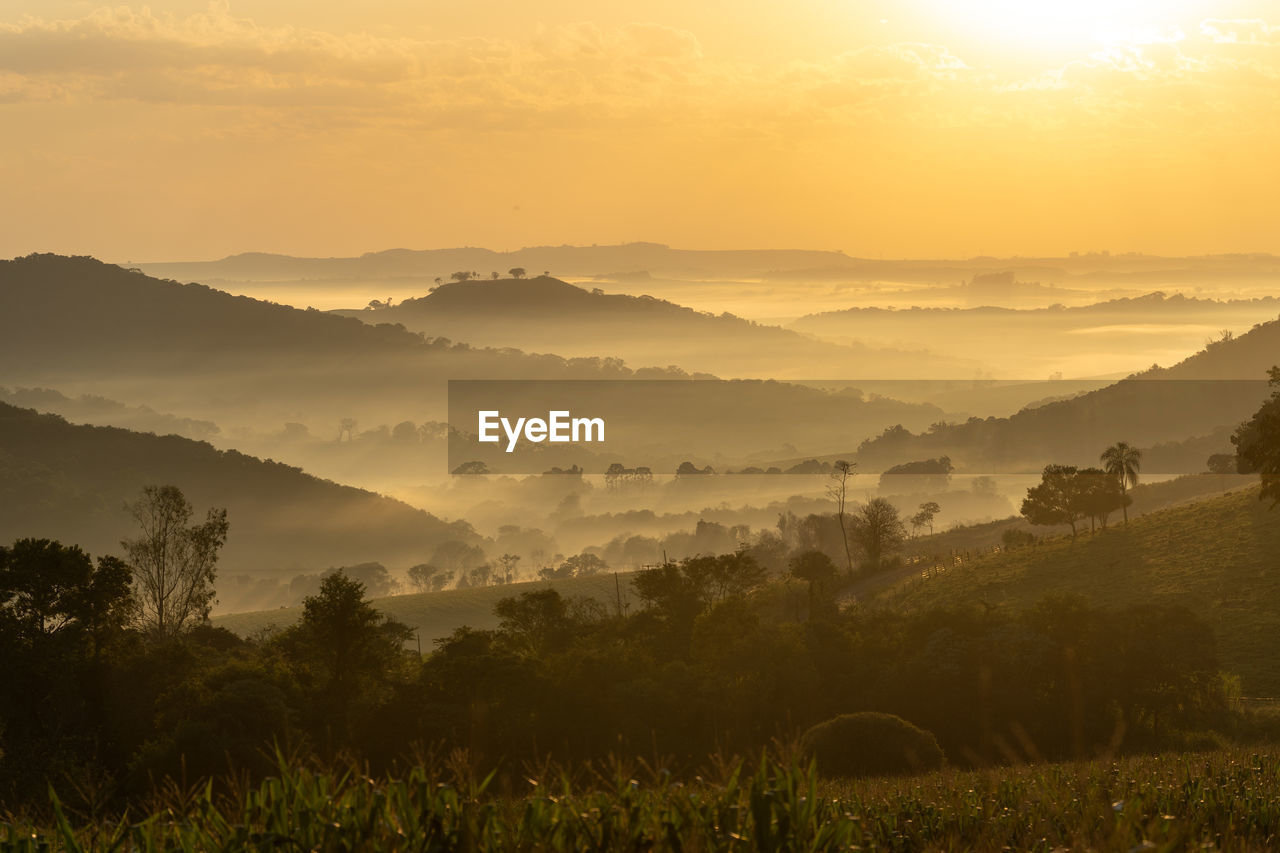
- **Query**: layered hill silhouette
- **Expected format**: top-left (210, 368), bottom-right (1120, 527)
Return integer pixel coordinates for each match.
top-left (0, 254), bottom-right (720, 445)
top-left (0, 401), bottom-right (479, 597)
top-left (334, 276), bottom-right (977, 379)
top-left (851, 316), bottom-right (1280, 473)
top-left (0, 255), bottom-right (951, 469)
top-left (880, 486), bottom-right (1280, 695)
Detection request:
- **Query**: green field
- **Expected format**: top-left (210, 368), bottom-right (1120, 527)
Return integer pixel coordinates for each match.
top-left (880, 485), bottom-right (1280, 695)
top-left (13, 747), bottom-right (1280, 851)
top-left (214, 571), bottom-right (640, 645)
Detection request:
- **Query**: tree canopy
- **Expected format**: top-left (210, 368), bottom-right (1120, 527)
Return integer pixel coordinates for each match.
top-left (1233, 366), bottom-right (1280, 507)
top-left (121, 485), bottom-right (228, 638)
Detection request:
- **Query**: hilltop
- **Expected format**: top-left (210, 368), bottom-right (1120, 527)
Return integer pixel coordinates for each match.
top-left (878, 486), bottom-right (1280, 694)
top-left (335, 276), bottom-right (979, 379)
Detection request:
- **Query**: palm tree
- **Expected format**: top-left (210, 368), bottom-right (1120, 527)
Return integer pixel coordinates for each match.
top-left (1101, 441), bottom-right (1142, 524)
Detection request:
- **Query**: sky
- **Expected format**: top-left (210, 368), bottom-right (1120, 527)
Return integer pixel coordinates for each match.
top-left (1, 0), bottom-right (1278, 260)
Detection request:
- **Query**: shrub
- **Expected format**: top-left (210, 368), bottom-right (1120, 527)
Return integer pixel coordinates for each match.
top-left (1001, 527), bottom-right (1036, 549)
top-left (800, 712), bottom-right (945, 778)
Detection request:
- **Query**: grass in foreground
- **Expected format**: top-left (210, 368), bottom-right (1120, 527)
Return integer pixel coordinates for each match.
top-left (8, 748), bottom-right (1280, 851)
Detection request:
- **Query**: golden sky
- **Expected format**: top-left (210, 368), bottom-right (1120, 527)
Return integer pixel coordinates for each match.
top-left (2, 0), bottom-right (1278, 260)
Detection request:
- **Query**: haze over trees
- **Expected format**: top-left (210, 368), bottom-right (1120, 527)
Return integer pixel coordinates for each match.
top-left (3, 246), bottom-right (1279, 846)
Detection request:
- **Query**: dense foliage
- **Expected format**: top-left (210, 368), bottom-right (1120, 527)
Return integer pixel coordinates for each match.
top-left (1234, 366), bottom-right (1280, 506)
top-left (0, 531), bottom-right (1233, 810)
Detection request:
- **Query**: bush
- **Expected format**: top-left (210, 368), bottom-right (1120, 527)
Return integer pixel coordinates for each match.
top-left (800, 712), bottom-right (945, 778)
top-left (1001, 528), bottom-right (1036, 549)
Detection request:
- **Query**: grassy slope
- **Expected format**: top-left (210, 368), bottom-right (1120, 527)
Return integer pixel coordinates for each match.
top-left (879, 486), bottom-right (1280, 695)
top-left (214, 571), bottom-right (639, 645)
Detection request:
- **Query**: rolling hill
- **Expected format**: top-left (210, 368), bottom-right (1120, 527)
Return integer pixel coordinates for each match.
top-left (0, 255), bottom-right (967, 472)
top-left (0, 401), bottom-right (481, 610)
top-left (335, 276), bottom-right (980, 380)
top-left (877, 486), bottom-right (1280, 695)
top-left (850, 315), bottom-right (1280, 473)
top-left (0, 254), bottom-right (649, 431)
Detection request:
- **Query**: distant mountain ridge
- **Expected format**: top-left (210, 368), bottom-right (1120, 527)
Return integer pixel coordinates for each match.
top-left (136, 242), bottom-right (860, 281)
top-left (134, 244), bottom-right (1280, 285)
top-left (795, 291), bottom-right (1280, 324)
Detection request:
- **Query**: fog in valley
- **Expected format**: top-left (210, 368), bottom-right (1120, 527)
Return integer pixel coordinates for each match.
top-left (3, 249), bottom-right (1275, 615)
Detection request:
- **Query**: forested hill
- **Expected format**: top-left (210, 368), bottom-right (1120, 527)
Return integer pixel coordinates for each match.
top-left (853, 317), bottom-right (1280, 473)
top-left (0, 401), bottom-right (478, 580)
top-left (882, 486), bottom-right (1280, 694)
top-left (335, 276), bottom-right (980, 379)
top-left (0, 254), bottom-right (674, 428)
top-left (0, 255), bottom-right (952, 456)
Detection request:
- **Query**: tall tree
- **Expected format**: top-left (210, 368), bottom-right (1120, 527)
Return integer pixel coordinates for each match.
top-left (121, 485), bottom-right (228, 638)
top-left (915, 501), bottom-right (941, 535)
top-left (788, 550), bottom-right (836, 617)
top-left (1100, 441), bottom-right (1142, 524)
top-left (827, 460), bottom-right (856, 574)
top-left (283, 571), bottom-right (412, 746)
top-left (851, 498), bottom-right (907, 571)
top-left (1075, 467), bottom-right (1127, 532)
top-left (1022, 464), bottom-right (1084, 539)
top-left (1233, 366), bottom-right (1280, 507)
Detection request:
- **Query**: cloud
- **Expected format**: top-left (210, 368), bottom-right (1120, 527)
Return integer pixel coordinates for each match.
top-left (1199, 18), bottom-right (1280, 45)
top-left (0, 4), bottom-right (967, 128)
top-left (1, 4), bottom-right (1278, 140)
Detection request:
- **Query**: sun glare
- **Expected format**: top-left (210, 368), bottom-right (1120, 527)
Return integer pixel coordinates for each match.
top-left (925, 0), bottom-right (1205, 50)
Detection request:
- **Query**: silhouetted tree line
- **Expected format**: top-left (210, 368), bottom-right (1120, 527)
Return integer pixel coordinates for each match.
top-left (0, 533), bottom-right (1230, 808)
